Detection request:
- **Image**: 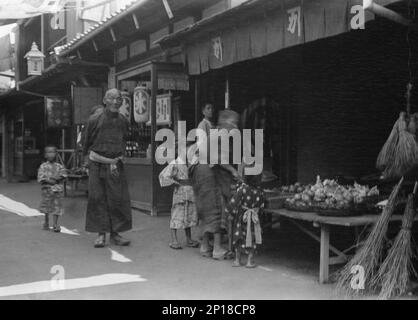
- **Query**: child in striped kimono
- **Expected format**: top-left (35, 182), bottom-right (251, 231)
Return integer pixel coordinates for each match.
top-left (38, 146), bottom-right (67, 232)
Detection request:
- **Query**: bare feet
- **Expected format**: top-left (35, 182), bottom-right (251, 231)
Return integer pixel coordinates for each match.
top-left (186, 240), bottom-right (199, 248)
top-left (212, 248), bottom-right (228, 260)
top-left (245, 261), bottom-right (257, 268)
top-left (169, 242), bottom-right (182, 250)
top-left (232, 260), bottom-right (243, 267)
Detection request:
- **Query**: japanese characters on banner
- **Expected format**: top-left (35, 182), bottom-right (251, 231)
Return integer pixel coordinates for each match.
top-left (45, 97), bottom-right (72, 128)
top-left (119, 91), bottom-right (132, 122)
top-left (186, 0), bottom-right (372, 75)
top-left (147, 93), bottom-right (172, 126)
top-left (133, 86), bottom-right (150, 123)
top-left (284, 0), bottom-right (303, 47)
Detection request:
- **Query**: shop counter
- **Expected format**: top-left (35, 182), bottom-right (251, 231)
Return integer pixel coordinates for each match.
top-left (123, 157), bottom-right (173, 216)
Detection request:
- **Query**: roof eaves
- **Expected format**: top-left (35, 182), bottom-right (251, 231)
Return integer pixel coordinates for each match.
top-left (57, 0), bottom-right (149, 57)
top-left (155, 0), bottom-right (261, 47)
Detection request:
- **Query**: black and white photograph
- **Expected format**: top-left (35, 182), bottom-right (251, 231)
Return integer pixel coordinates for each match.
top-left (1, 0), bottom-right (418, 305)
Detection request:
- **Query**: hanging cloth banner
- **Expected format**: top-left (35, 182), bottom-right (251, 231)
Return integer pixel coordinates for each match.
top-left (0, 0), bottom-right (64, 21)
top-left (0, 34), bottom-right (12, 72)
top-left (183, 0), bottom-right (399, 75)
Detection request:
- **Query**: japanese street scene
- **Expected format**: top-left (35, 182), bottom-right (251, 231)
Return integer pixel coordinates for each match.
top-left (1, 0), bottom-right (418, 303)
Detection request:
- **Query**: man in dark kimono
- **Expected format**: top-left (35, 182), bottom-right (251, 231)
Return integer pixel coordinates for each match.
top-left (83, 89), bottom-right (132, 248)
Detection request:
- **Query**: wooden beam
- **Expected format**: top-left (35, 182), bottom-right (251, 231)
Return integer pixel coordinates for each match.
top-left (132, 13), bottom-right (140, 30)
top-left (109, 27), bottom-right (116, 42)
top-left (363, 0), bottom-right (418, 29)
top-left (150, 63), bottom-right (158, 216)
top-left (162, 0), bottom-right (174, 19)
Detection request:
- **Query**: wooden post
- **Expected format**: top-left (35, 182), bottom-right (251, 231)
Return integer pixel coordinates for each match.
top-left (319, 224), bottom-right (330, 284)
top-left (363, 0), bottom-right (417, 28)
top-left (150, 63), bottom-right (158, 216)
top-left (225, 77), bottom-right (230, 109)
top-left (194, 78), bottom-right (200, 127)
top-left (1, 114), bottom-right (6, 178)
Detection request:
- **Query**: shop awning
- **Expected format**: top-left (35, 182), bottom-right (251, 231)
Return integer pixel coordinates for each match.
top-left (157, 0), bottom-right (402, 75)
top-left (17, 60), bottom-right (108, 95)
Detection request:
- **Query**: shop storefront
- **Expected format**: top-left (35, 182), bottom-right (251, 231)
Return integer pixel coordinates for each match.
top-left (114, 61), bottom-right (194, 215)
top-left (157, 0), bottom-right (408, 185)
top-left (157, 0), bottom-right (418, 287)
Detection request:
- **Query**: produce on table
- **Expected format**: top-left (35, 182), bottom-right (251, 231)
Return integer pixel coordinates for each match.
top-left (285, 176), bottom-right (379, 211)
top-left (279, 182), bottom-right (305, 194)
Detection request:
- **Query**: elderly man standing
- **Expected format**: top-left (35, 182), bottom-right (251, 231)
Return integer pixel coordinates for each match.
top-left (83, 88), bottom-right (132, 248)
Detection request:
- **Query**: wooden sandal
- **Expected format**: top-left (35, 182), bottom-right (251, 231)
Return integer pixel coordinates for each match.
top-left (169, 242), bottom-right (183, 250)
top-left (186, 240), bottom-right (200, 248)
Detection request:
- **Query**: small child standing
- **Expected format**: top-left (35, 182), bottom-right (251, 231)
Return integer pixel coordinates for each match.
top-left (159, 149), bottom-right (199, 250)
top-left (226, 175), bottom-right (265, 268)
top-left (38, 146), bottom-right (67, 232)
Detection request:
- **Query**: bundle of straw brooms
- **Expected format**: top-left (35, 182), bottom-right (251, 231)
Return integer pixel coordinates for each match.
top-left (376, 112), bottom-right (418, 179)
top-left (377, 84), bottom-right (418, 179)
top-left (336, 178), bottom-right (418, 299)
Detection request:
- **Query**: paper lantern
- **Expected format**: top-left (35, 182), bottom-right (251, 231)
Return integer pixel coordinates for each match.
top-left (24, 42), bottom-right (45, 76)
top-left (133, 86), bottom-right (150, 123)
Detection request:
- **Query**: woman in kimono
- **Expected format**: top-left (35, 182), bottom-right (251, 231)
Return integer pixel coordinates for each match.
top-left (189, 110), bottom-right (241, 260)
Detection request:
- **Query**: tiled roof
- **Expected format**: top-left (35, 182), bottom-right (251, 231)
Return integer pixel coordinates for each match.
top-left (55, 0), bottom-right (144, 56)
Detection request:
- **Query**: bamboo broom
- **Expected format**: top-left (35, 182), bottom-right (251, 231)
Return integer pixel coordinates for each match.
top-left (381, 113), bottom-right (418, 179)
top-left (336, 177), bottom-right (404, 297)
top-left (376, 182), bottom-right (418, 300)
top-left (376, 116), bottom-right (400, 171)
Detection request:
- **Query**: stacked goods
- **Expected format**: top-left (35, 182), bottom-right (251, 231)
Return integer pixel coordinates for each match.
top-left (377, 112), bottom-right (418, 179)
top-left (280, 182), bottom-right (305, 194)
top-left (284, 176), bottom-right (379, 213)
top-left (336, 178), bottom-right (404, 296)
top-left (263, 183), bottom-right (307, 210)
top-left (376, 182), bottom-right (417, 300)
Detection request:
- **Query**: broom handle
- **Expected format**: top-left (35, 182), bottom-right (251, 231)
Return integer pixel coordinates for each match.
top-left (406, 83), bottom-right (413, 115)
top-left (413, 181), bottom-right (418, 195)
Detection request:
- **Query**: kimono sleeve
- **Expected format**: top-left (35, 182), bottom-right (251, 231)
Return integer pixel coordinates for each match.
top-left (82, 118), bottom-right (94, 156)
top-left (225, 184), bottom-right (243, 217)
top-left (37, 164), bottom-right (48, 184)
top-left (159, 163), bottom-right (177, 187)
top-left (257, 189), bottom-right (266, 217)
top-left (58, 163), bottom-right (68, 179)
top-left (82, 114), bottom-right (101, 156)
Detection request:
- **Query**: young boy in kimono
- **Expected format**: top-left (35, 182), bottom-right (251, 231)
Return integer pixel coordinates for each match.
top-left (38, 146), bottom-right (67, 232)
top-left (226, 173), bottom-right (265, 268)
top-left (159, 144), bottom-right (199, 250)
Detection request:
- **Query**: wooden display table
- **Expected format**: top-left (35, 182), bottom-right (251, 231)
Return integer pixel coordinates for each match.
top-left (264, 208), bottom-right (414, 284)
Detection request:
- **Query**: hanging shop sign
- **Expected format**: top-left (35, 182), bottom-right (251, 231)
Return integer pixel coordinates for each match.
top-left (45, 96), bottom-right (72, 128)
top-left (133, 86), bottom-right (150, 123)
top-left (147, 93), bottom-right (172, 126)
top-left (212, 37), bottom-right (223, 61)
top-left (180, 0), bottom-right (379, 75)
top-left (119, 91), bottom-right (132, 122)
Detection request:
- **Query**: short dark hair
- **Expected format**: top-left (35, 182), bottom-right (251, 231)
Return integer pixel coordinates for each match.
top-left (202, 103), bottom-right (214, 111)
top-left (44, 145), bottom-right (57, 152)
